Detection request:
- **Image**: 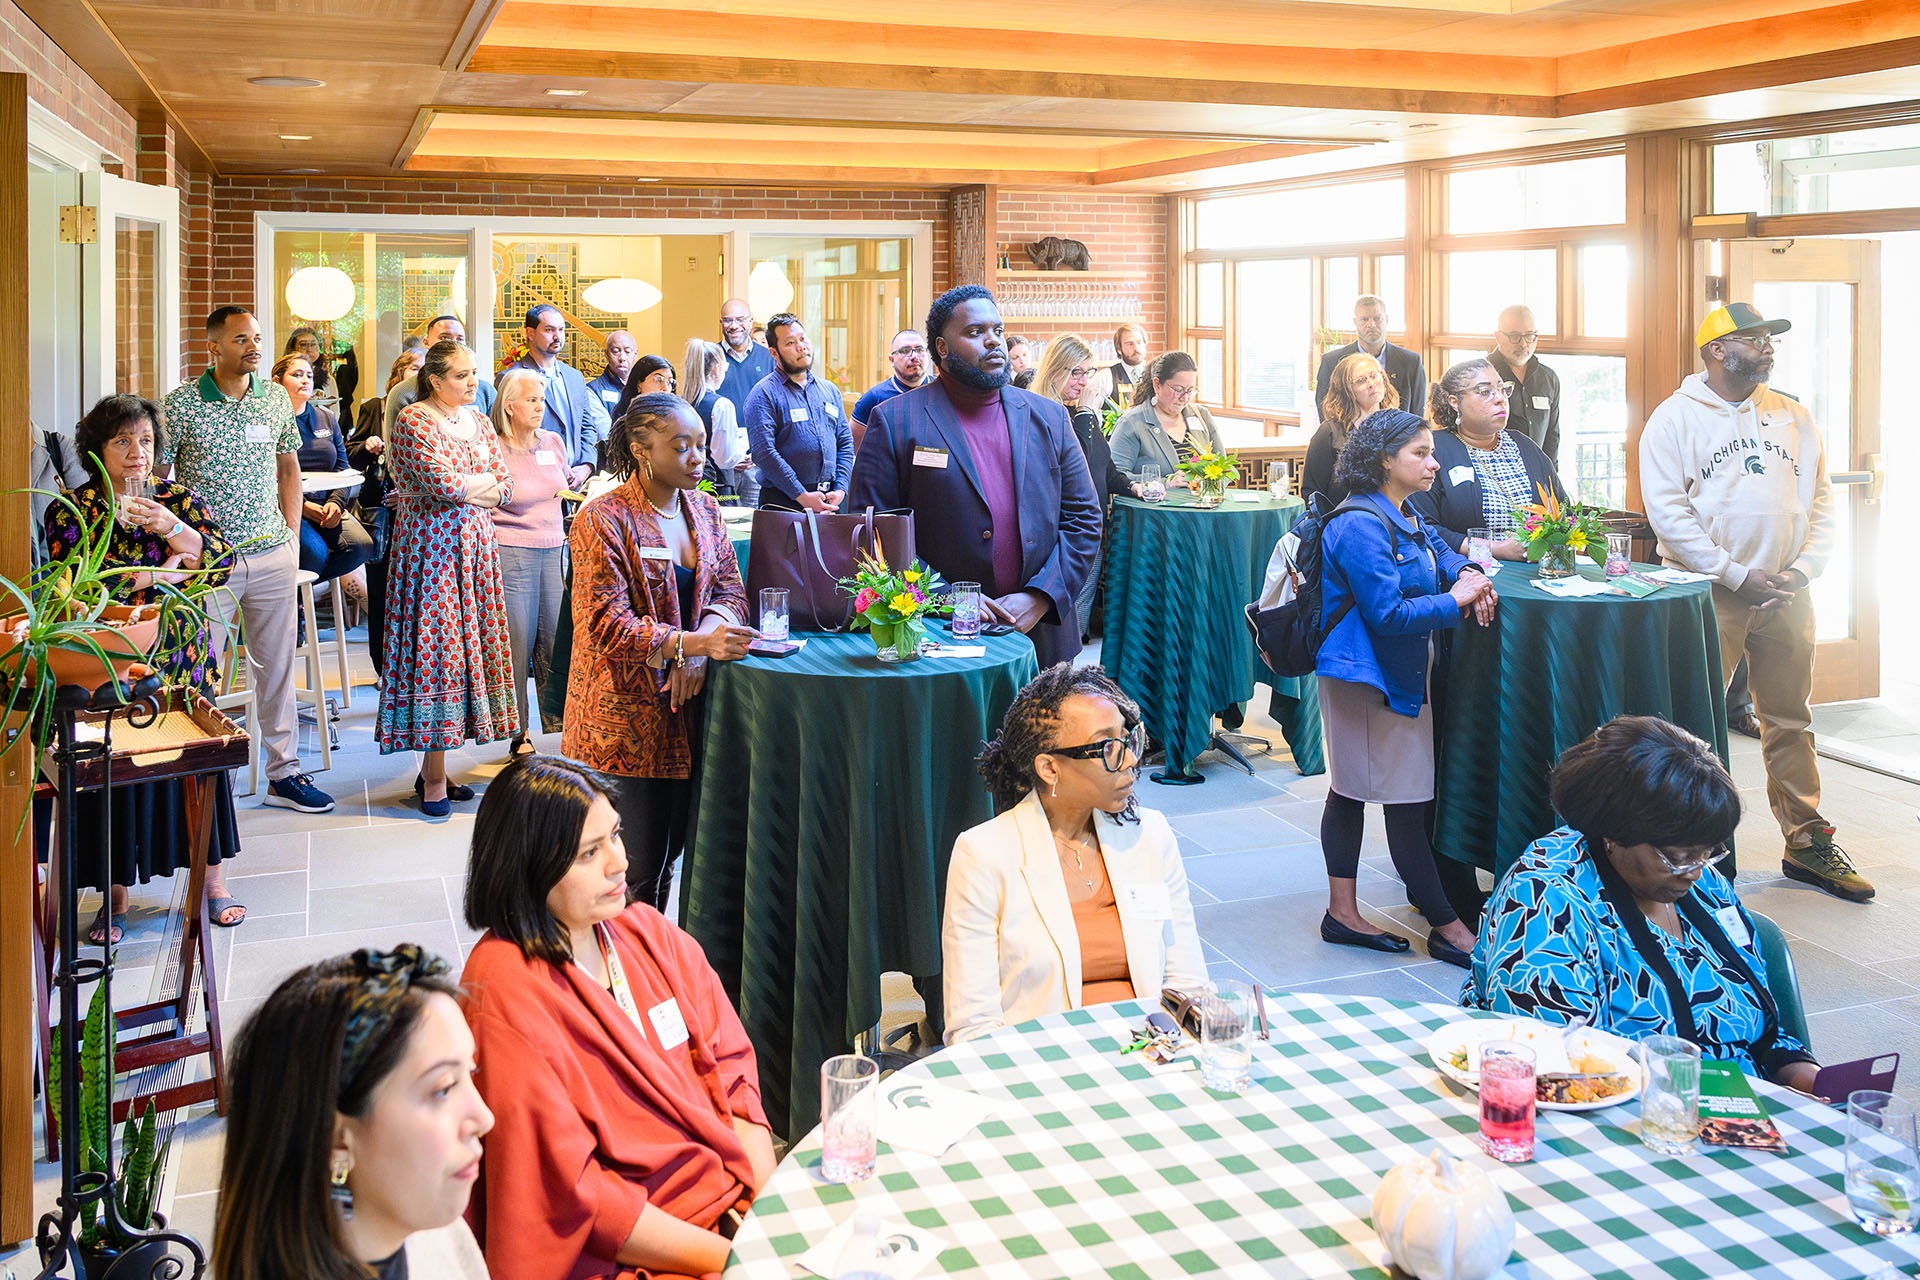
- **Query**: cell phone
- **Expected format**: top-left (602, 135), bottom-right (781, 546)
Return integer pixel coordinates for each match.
top-left (747, 639), bottom-right (801, 659)
top-left (1812, 1053), bottom-right (1899, 1106)
top-left (978, 621), bottom-right (1017, 637)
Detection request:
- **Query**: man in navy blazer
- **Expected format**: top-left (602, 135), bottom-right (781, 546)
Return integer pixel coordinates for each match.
top-left (512, 303), bottom-right (608, 474)
top-left (1313, 294), bottom-right (1427, 420)
top-left (849, 285), bottom-right (1101, 668)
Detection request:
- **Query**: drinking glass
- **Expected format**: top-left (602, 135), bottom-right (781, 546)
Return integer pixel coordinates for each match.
top-left (759, 588), bottom-right (789, 643)
top-left (1847, 1090), bottom-right (1920, 1236)
top-left (119, 473), bottom-right (155, 531)
top-left (1267, 462), bottom-right (1290, 499)
top-left (1141, 462), bottom-right (1166, 504)
top-left (949, 582), bottom-right (982, 639)
top-left (819, 1054), bottom-right (878, 1183)
top-left (1605, 532), bottom-right (1632, 578)
top-left (1199, 979), bottom-right (1254, 1093)
top-left (1639, 1035), bottom-right (1701, 1155)
top-left (1478, 1043), bottom-right (1536, 1162)
top-left (1467, 527), bottom-right (1493, 570)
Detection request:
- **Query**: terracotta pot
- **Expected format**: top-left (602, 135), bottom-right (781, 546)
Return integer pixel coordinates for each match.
top-left (0, 603), bottom-right (161, 692)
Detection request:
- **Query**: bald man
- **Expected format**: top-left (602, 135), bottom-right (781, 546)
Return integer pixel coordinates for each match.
top-left (717, 297), bottom-right (775, 423)
top-left (1488, 304), bottom-right (1560, 463)
top-left (587, 329), bottom-right (636, 418)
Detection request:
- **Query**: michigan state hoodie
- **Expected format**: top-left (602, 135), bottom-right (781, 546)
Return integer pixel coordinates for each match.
top-left (1638, 372), bottom-right (1834, 591)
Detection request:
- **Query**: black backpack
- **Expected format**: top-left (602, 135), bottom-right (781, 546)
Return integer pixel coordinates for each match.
top-left (1244, 494), bottom-right (1397, 677)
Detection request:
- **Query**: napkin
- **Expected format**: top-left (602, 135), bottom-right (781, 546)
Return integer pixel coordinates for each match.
top-left (1533, 576), bottom-right (1617, 598)
top-left (920, 644), bottom-right (986, 658)
top-left (798, 1215), bottom-right (946, 1280)
top-left (875, 1078), bottom-right (998, 1155)
top-left (1232, 492), bottom-right (1263, 502)
top-left (1644, 567), bottom-right (1711, 584)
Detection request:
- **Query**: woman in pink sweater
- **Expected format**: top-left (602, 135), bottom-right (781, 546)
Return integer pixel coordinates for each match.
top-left (491, 367), bottom-right (572, 756)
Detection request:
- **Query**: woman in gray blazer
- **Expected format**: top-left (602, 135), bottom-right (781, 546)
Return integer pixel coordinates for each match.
top-left (1108, 351), bottom-right (1225, 487)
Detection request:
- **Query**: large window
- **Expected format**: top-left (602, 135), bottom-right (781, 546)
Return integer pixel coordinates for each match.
top-left (748, 234), bottom-right (912, 394)
top-left (1712, 123), bottom-right (1920, 217)
top-left (1194, 179), bottom-right (1404, 249)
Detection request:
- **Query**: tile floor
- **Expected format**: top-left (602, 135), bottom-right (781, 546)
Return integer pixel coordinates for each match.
top-left (7, 633), bottom-right (1920, 1271)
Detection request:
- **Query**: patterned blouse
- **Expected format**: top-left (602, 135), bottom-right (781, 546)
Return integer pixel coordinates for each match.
top-left (41, 479), bottom-right (234, 691)
top-left (1463, 432), bottom-right (1532, 537)
top-left (1461, 826), bottom-right (1813, 1080)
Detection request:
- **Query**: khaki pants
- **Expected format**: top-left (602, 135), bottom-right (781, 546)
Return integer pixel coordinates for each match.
top-left (211, 538), bottom-right (302, 782)
top-left (1711, 584), bottom-right (1823, 848)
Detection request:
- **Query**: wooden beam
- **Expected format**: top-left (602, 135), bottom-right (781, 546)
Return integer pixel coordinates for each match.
top-left (402, 153), bottom-right (1089, 186)
top-left (1091, 142), bottom-right (1345, 186)
top-left (1556, 35), bottom-right (1920, 117)
top-left (442, 0), bottom-right (511, 71)
top-left (0, 72), bottom-right (34, 1247)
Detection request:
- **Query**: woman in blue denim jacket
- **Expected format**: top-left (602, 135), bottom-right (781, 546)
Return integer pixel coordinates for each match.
top-left (1315, 410), bottom-right (1498, 968)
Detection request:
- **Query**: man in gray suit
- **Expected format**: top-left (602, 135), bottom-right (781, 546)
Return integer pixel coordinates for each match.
top-left (1313, 294), bottom-right (1426, 420)
top-left (512, 303), bottom-right (608, 476)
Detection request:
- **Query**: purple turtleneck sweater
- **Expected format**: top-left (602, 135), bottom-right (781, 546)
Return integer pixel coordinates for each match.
top-left (943, 378), bottom-right (1023, 594)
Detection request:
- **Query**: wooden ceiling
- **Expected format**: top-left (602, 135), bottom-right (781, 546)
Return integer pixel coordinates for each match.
top-left (23, 0), bottom-right (1920, 190)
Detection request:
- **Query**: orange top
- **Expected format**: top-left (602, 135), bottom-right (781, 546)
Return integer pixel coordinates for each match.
top-left (1071, 876), bottom-right (1135, 1006)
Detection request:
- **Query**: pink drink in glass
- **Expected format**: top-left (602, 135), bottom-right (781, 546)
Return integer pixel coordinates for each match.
top-left (1478, 1043), bottom-right (1536, 1162)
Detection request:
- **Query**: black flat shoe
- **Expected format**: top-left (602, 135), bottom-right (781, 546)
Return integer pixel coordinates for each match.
top-left (415, 774), bottom-right (475, 802)
top-left (1428, 934), bottom-right (1474, 970)
top-left (1320, 912), bottom-right (1411, 953)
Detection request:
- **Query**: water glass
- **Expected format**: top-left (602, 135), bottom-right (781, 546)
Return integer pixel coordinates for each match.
top-left (949, 581), bottom-right (982, 639)
top-left (1639, 1035), bottom-right (1701, 1156)
top-left (1848, 1091), bottom-right (1920, 1236)
top-left (819, 1054), bottom-right (878, 1183)
top-left (759, 588), bottom-right (789, 642)
top-left (1605, 532), bottom-right (1632, 578)
top-left (1467, 526), bottom-right (1493, 570)
top-left (1199, 979), bottom-right (1254, 1093)
top-left (1141, 463), bottom-right (1166, 504)
top-left (1267, 463), bottom-right (1290, 499)
top-left (1478, 1043), bottom-right (1536, 1162)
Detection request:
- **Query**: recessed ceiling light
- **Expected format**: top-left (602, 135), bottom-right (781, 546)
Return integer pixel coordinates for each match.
top-left (279, 133), bottom-right (312, 141)
top-left (283, 167), bottom-right (322, 174)
top-left (1526, 127), bottom-right (1588, 137)
top-left (1405, 122), bottom-right (1440, 131)
top-left (248, 75), bottom-right (324, 89)
top-left (634, 177), bottom-right (660, 183)
top-left (545, 88), bottom-right (588, 97)
top-left (1355, 120), bottom-right (1391, 128)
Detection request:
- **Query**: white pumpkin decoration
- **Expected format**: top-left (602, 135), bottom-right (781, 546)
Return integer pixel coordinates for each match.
top-left (1370, 1148), bottom-right (1516, 1280)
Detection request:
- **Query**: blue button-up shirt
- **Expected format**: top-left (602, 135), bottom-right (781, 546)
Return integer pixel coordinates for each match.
top-left (743, 370), bottom-right (852, 503)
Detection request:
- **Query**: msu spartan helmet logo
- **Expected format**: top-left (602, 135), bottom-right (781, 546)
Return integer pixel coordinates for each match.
top-left (1743, 456), bottom-right (1767, 475)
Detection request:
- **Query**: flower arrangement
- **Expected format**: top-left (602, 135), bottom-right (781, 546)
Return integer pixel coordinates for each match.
top-left (839, 541), bottom-right (949, 661)
top-left (1178, 449), bottom-right (1240, 507)
top-left (496, 338), bottom-right (531, 376)
top-left (1515, 483), bottom-right (1608, 577)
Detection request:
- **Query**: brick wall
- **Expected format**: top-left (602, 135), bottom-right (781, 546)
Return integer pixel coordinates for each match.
top-left (994, 189), bottom-right (1170, 365)
top-left (177, 159), bottom-right (211, 373)
top-left (0, 0), bottom-right (133, 167)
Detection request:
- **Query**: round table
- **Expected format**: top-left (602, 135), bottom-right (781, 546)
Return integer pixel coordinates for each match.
top-left (1431, 561), bottom-right (1728, 879)
top-left (298, 468), bottom-right (364, 493)
top-left (1103, 489), bottom-right (1322, 783)
top-left (725, 993), bottom-right (1920, 1279)
top-left (682, 625), bottom-right (1039, 1142)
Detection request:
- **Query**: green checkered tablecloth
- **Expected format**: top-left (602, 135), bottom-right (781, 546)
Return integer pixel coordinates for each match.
top-left (724, 993), bottom-right (1920, 1279)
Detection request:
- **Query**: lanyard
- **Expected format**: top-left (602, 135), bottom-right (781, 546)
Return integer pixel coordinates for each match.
top-left (595, 922), bottom-right (648, 1037)
top-left (1465, 440), bottom-right (1528, 516)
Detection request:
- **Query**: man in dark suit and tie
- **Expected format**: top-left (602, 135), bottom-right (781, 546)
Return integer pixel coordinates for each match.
top-left (1105, 323), bottom-right (1147, 409)
top-left (849, 284), bottom-right (1102, 668)
top-left (1313, 294), bottom-right (1427, 420)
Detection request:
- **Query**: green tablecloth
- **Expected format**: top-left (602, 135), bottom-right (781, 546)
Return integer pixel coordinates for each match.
top-left (1432, 562), bottom-right (1727, 879)
top-left (725, 993), bottom-right (1919, 1279)
top-left (1103, 490), bottom-right (1322, 778)
top-left (682, 626), bottom-right (1039, 1141)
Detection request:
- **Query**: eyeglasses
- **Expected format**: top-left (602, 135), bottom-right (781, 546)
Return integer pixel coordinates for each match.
top-left (1161, 384), bottom-right (1198, 402)
top-left (1068, 365), bottom-right (1097, 379)
top-left (1466, 381), bottom-right (1516, 400)
top-left (1722, 333), bottom-right (1781, 350)
top-left (1652, 843), bottom-right (1732, 876)
top-left (892, 345), bottom-right (928, 357)
top-left (1048, 723), bottom-right (1146, 773)
top-left (1498, 330), bottom-right (1539, 343)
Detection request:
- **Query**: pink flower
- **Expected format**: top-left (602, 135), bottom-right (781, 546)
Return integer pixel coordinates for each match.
top-left (910, 586), bottom-right (927, 604)
top-left (854, 587), bottom-right (880, 613)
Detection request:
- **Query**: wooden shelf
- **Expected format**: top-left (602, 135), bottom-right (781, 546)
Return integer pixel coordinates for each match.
top-left (994, 269), bottom-right (1146, 280)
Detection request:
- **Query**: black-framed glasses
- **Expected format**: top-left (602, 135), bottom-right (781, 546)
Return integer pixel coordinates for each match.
top-left (1498, 330), bottom-right (1539, 343)
top-left (1652, 843), bottom-right (1732, 876)
top-left (1048, 723), bottom-right (1146, 773)
top-left (892, 345), bottom-right (928, 357)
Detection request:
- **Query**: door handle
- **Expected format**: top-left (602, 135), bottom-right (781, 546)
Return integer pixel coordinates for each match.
top-left (1831, 453), bottom-right (1886, 503)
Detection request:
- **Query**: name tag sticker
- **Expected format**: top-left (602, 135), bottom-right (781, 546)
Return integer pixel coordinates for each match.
top-left (1531, 396), bottom-right (1551, 411)
top-left (1716, 905), bottom-right (1752, 948)
top-left (1448, 465), bottom-right (1475, 487)
top-left (913, 447), bottom-right (951, 470)
top-left (824, 399), bottom-right (839, 418)
top-left (535, 450), bottom-right (558, 467)
top-left (647, 998), bottom-right (690, 1049)
top-left (1119, 882), bottom-right (1173, 921)
top-left (789, 406), bottom-right (810, 422)
top-left (313, 428), bottom-right (331, 439)
top-left (639, 545), bottom-right (673, 561)
top-left (245, 422), bottom-right (274, 444)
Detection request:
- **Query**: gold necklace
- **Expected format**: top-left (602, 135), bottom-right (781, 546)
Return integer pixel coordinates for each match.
top-left (1054, 830), bottom-right (1098, 892)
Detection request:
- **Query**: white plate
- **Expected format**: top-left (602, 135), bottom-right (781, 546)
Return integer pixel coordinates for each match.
top-left (1426, 1017), bottom-right (1643, 1112)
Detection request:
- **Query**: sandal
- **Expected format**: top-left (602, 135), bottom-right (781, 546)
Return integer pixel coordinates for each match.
top-left (208, 896), bottom-right (247, 928)
top-left (86, 906), bottom-right (127, 947)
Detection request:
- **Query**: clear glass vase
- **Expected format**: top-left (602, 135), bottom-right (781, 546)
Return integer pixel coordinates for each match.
top-left (871, 622), bottom-right (923, 663)
top-left (1194, 474), bottom-right (1227, 509)
top-left (1538, 542), bottom-right (1578, 578)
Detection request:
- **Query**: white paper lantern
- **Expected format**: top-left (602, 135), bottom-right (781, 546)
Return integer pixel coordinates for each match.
top-left (747, 260), bottom-right (795, 320)
top-left (581, 277), bottom-right (663, 315)
top-left (284, 266), bottom-right (355, 322)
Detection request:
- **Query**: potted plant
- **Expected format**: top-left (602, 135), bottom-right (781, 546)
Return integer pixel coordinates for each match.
top-left (1515, 483), bottom-right (1608, 578)
top-left (1177, 449), bottom-right (1240, 509)
top-left (838, 543), bottom-right (948, 663)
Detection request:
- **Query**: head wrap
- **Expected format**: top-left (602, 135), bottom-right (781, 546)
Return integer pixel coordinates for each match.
top-left (338, 944), bottom-right (449, 1095)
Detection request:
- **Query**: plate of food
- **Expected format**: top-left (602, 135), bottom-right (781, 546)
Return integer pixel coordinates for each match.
top-left (1426, 1017), bottom-right (1642, 1111)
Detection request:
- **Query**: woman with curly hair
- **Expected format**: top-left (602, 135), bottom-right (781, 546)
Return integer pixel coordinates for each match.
top-left (942, 663), bottom-right (1206, 1043)
top-left (1315, 409), bottom-right (1496, 967)
top-left (1302, 352), bottom-right (1398, 507)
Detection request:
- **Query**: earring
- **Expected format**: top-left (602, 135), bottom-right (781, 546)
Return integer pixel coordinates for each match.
top-left (330, 1154), bottom-right (354, 1219)
top-left (1051, 778), bottom-right (1058, 798)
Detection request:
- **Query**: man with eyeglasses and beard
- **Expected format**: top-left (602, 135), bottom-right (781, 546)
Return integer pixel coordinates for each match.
top-left (1487, 304), bottom-right (1561, 465)
top-left (1640, 303), bottom-right (1869, 903)
top-left (852, 328), bottom-right (931, 453)
top-left (849, 285), bottom-right (1101, 667)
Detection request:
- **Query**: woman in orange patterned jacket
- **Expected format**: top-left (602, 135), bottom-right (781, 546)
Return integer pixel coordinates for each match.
top-left (562, 392), bottom-right (755, 909)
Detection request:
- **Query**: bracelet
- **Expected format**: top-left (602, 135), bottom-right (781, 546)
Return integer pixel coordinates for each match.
top-left (674, 629), bottom-right (686, 666)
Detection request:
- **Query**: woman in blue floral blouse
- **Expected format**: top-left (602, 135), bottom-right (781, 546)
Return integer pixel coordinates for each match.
top-left (1463, 715), bottom-right (1820, 1091)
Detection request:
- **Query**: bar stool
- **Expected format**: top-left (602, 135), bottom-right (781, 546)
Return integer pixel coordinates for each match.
top-left (292, 569), bottom-right (341, 771)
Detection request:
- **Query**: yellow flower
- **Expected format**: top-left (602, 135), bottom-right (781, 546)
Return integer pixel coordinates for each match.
top-left (888, 592), bottom-right (917, 614)
top-left (904, 569), bottom-right (922, 584)
top-left (1567, 529), bottom-right (1588, 551)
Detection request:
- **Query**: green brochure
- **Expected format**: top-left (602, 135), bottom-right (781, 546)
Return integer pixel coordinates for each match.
top-left (1698, 1058), bottom-right (1787, 1153)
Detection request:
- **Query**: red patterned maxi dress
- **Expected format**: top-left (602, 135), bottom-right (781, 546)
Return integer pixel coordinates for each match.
top-left (377, 401), bottom-right (521, 752)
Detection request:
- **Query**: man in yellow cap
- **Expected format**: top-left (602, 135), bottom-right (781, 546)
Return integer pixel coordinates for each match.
top-left (1638, 303), bottom-right (1867, 901)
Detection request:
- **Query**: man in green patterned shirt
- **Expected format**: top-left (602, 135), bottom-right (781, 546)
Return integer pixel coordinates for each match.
top-left (161, 306), bottom-right (335, 819)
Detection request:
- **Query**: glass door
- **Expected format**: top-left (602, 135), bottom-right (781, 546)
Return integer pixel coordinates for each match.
top-left (82, 171), bottom-right (179, 405)
top-left (1721, 238), bottom-right (1883, 703)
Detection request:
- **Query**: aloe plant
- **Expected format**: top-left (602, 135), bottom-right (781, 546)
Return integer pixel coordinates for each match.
top-left (46, 982), bottom-right (172, 1249)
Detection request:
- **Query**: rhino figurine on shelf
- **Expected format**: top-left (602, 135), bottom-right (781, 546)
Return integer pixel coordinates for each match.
top-left (1023, 236), bottom-right (1092, 270)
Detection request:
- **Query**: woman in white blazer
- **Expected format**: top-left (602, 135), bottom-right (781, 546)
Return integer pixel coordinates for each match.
top-left (943, 664), bottom-right (1207, 1044)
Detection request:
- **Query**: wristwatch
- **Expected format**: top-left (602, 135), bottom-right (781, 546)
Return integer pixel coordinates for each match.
top-left (162, 519), bottom-right (185, 540)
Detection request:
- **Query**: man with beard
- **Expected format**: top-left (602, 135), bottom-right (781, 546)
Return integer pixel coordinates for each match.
top-left (717, 297), bottom-right (774, 421)
top-left (586, 328), bottom-right (636, 418)
top-left (742, 312), bottom-right (851, 512)
top-left (1641, 303), bottom-right (1868, 902)
top-left (510, 304), bottom-right (608, 473)
top-left (849, 285), bottom-right (1101, 667)
top-left (852, 328), bottom-right (931, 451)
